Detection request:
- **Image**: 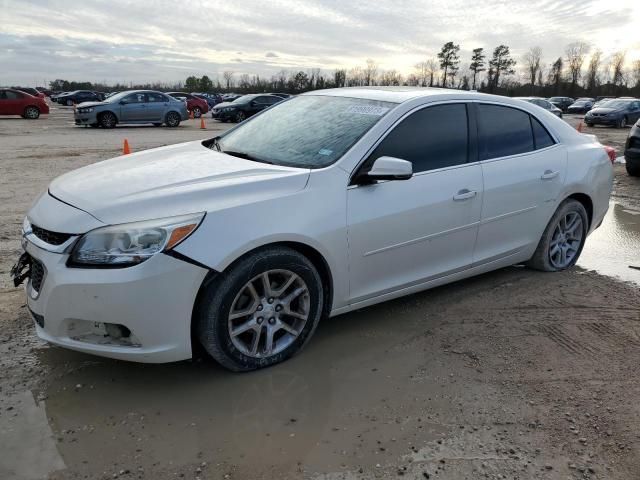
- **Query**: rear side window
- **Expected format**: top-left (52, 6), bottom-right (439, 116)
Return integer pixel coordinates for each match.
top-left (368, 104), bottom-right (468, 173)
top-left (148, 92), bottom-right (168, 103)
top-left (5, 91), bottom-right (24, 100)
top-left (478, 104), bottom-right (534, 159)
top-left (531, 117), bottom-right (555, 149)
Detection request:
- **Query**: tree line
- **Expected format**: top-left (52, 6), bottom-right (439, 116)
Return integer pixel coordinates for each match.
top-left (49, 41), bottom-right (640, 98)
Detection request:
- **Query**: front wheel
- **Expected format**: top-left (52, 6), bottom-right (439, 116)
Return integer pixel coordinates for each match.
top-left (165, 111), bottom-right (181, 127)
top-left (23, 106), bottom-right (40, 119)
top-left (99, 112), bottom-right (117, 128)
top-left (234, 111), bottom-right (246, 123)
top-left (616, 116), bottom-right (627, 129)
top-left (196, 247), bottom-right (324, 371)
top-left (526, 199), bottom-right (588, 272)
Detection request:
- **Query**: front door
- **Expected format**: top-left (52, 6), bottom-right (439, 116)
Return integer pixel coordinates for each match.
top-left (347, 103), bottom-right (483, 303)
top-left (119, 92), bottom-right (146, 122)
top-left (0, 90), bottom-right (24, 115)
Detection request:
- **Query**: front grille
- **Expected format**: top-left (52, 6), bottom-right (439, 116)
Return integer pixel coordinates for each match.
top-left (31, 224), bottom-right (72, 245)
top-left (30, 259), bottom-right (45, 293)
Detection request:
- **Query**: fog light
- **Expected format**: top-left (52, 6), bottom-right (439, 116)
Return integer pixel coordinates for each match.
top-left (105, 323), bottom-right (131, 339)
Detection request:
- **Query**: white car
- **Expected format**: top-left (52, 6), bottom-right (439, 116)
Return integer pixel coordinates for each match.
top-left (13, 87), bottom-right (613, 371)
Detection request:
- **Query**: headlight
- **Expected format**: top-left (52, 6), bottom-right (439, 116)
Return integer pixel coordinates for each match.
top-left (78, 108), bottom-right (94, 113)
top-left (69, 213), bottom-right (204, 267)
top-left (222, 107), bottom-right (235, 112)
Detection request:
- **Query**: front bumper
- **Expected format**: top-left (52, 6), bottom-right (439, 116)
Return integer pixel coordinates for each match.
top-left (23, 239), bottom-right (208, 363)
top-left (74, 111), bottom-right (99, 125)
top-left (585, 116), bottom-right (618, 126)
top-left (211, 110), bottom-right (235, 120)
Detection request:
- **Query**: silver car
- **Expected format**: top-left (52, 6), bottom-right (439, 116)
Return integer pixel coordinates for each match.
top-left (516, 97), bottom-right (563, 118)
top-left (74, 90), bottom-right (188, 128)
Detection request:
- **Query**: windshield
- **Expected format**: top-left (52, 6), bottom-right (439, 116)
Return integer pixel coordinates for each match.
top-left (231, 95), bottom-right (257, 104)
top-left (215, 95), bottom-right (394, 168)
top-left (106, 91), bottom-right (135, 103)
top-left (599, 100), bottom-right (630, 109)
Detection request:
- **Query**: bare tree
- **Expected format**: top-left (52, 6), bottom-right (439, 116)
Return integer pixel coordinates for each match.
top-left (333, 69), bottom-right (347, 88)
top-left (523, 46), bottom-right (542, 93)
top-left (348, 66), bottom-right (365, 86)
top-left (585, 50), bottom-right (602, 91)
top-left (222, 71), bottom-right (235, 89)
top-left (633, 59), bottom-right (640, 87)
top-left (425, 58), bottom-right (439, 86)
top-left (565, 42), bottom-right (589, 94)
top-left (364, 59), bottom-right (378, 86)
top-left (380, 70), bottom-right (403, 86)
top-left (414, 61), bottom-right (429, 87)
top-left (611, 51), bottom-right (626, 86)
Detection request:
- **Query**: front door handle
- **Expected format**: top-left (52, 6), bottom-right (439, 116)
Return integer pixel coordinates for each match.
top-left (541, 170), bottom-right (559, 180)
top-left (453, 189), bottom-right (477, 201)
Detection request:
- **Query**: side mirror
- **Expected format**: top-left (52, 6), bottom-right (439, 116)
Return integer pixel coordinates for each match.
top-left (359, 156), bottom-right (413, 183)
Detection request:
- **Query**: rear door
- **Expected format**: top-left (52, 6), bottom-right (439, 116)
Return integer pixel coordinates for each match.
top-left (145, 92), bottom-right (167, 121)
top-left (473, 103), bottom-right (567, 265)
top-left (347, 103), bottom-right (483, 303)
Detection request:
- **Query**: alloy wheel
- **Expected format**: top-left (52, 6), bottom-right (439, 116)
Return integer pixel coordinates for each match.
top-left (100, 112), bottom-right (116, 128)
top-left (193, 107), bottom-right (201, 118)
top-left (25, 107), bottom-right (40, 119)
top-left (228, 269), bottom-right (310, 359)
top-left (166, 112), bottom-right (180, 127)
top-left (235, 111), bottom-right (245, 122)
top-left (548, 212), bottom-right (583, 269)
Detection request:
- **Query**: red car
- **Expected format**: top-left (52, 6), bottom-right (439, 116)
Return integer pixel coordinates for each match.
top-left (166, 92), bottom-right (209, 117)
top-left (0, 88), bottom-right (49, 119)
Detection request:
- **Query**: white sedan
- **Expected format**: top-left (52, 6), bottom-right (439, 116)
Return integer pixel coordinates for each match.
top-left (13, 87), bottom-right (613, 371)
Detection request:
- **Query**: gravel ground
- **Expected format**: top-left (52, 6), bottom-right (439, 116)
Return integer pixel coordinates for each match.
top-left (0, 106), bottom-right (639, 480)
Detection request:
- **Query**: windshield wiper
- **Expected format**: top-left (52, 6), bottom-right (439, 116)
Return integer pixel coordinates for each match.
top-left (222, 150), bottom-right (274, 164)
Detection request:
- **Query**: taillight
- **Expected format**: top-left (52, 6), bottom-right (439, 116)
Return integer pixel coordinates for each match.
top-left (603, 146), bottom-right (616, 164)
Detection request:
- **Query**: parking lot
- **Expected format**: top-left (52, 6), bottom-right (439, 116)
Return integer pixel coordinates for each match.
top-left (1, 104), bottom-right (640, 479)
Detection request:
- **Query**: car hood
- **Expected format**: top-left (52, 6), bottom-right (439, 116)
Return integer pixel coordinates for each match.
top-left (588, 107), bottom-right (620, 114)
top-left (213, 101), bottom-right (239, 109)
top-left (76, 101), bottom-right (107, 108)
top-left (49, 141), bottom-right (310, 226)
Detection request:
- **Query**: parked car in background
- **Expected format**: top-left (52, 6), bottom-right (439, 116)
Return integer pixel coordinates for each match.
top-left (270, 93), bottom-right (292, 99)
top-left (55, 90), bottom-right (102, 106)
top-left (0, 88), bottom-right (49, 118)
top-left (624, 119), bottom-right (640, 176)
top-left (548, 96), bottom-right (574, 112)
top-left (14, 88), bottom-right (613, 370)
top-left (593, 96), bottom-right (615, 109)
top-left (35, 87), bottom-right (53, 97)
top-left (566, 98), bottom-right (595, 114)
top-left (12, 87), bottom-right (45, 98)
top-left (516, 97), bottom-right (563, 118)
top-left (211, 94), bottom-right (283, 122)
top-left (222, 93), bottom-right (242, 102)
top-left (191, 92), bottom-right (222, 109)
top-left (585, 99), bottom-right (640, 129)
top-left (166, 92), bottom-right (209, 117)
top-left (73, 90), bottom-right (188, 128)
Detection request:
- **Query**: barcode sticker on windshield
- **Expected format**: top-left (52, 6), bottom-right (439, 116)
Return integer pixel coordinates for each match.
top-left (346, 105), bottom-right (390, 116)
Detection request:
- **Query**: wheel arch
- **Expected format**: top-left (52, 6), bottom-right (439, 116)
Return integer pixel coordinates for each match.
top-left (189, 240), bottom-right (335, 357)
top-left (97, 109), bottom-right (119, 124)
top-left (566, 192), bottom-right (593, 228)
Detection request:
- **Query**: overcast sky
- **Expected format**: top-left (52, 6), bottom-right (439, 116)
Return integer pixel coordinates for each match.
top-left (2, 0), bottom-right (639, 86)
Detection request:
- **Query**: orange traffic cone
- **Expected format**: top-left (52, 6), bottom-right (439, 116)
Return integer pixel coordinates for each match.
top-left (123, 139), bottom-right (131, 155)
top-left (200, 117), bottom-right (206, 129)
top-left (576, 121), bottom-right (584, 132)
top-left (189, 110), bottom-right (194, 120)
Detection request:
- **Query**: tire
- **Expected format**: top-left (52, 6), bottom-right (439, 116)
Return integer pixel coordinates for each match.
top-left (192, 107), bottom-right (201, 118)
top-left (99, 111), bottom-right (117, 129)
top-left (626, 159), bottom-right (640, 177)
top-left (616, 116), bottom-right (627, 129)
top-left (526, 199), bottom-right (589, 272)
top-left (23, 106), bottom-right (40, 119)
top-left (196, 246), bottom-right (324, 372)
top-left (66, 99), bottom-right (74, 106)
top-left (234, 111), bottom-right (246, 123)
top-left (165, 111), bottom-right (181, 127)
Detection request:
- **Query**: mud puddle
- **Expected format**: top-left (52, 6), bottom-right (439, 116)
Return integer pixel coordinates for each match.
top-left (578, 202), bottom-right (640, 286)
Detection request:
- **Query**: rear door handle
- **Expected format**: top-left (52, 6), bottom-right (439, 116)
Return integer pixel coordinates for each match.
top-left (453, 189), bottom-right (477, 201)
top-left (541, 170), bottom-right (559, 180)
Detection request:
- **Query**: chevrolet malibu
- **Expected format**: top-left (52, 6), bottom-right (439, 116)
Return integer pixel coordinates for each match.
top-left (13, 87), bottom-right (613, 371)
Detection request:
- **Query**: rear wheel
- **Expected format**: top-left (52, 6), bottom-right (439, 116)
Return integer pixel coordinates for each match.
top-left (192, 107), bottom-right (202, 118)
top-left (165, 111), bottom-right (181, 127)
top-left (196, 247), bottom-right (324, 371)
top-left (616, 116), bottom-right (627, 129)
top-left (23, 106), bottom-right (40, 119)
top-left (99, 112), bottom-right (117, 128)
top-left (626, 159), bottom-right (640, 177)
top-left (526, 199), bottom-right (588, 272)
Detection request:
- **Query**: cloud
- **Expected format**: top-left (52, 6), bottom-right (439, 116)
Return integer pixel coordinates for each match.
top-left (0, 0), bottom-right (638, 85)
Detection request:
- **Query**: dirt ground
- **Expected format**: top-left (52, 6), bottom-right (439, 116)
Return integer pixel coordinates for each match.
top-left (1, 106), bottom-right (639, 480)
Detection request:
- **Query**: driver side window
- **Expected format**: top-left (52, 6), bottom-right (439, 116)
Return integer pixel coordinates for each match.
top-left (366, 103), bottom-right (469, 174)
top-left (123, 93), bottom-right (145, 104)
